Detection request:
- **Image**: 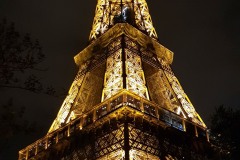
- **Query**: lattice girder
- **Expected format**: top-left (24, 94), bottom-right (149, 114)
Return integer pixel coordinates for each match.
top-left (101, 35), bottom-right (150, 101)
top-left (19, 105), bottom-right (210, 160)
top-left (102, 48), bottom-right (123, 101)
top-left (89, 0), bottom-right (158, 41)
top-left (75, 23), bottom-right (173, 67)
top-left (125, 48), bottom-right (149, 99)
top-left (157, 58), bottom-right (206, 127)
top-left (49, 56), bottom-right (106, 133)
top-left (48, 65), bottom-right (87, 132)
top-left (19, 0), bottom-right (213, 159)
top-left (50, 23), bottom-right (205, 133)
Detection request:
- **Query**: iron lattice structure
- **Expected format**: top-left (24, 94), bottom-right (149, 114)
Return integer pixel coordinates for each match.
top-left (19, 0), bottom-right (215, 160)
top-left (89, 0), bottom-right (158, 41)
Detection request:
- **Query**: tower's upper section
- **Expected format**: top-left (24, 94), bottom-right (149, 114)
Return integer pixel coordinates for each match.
top-left (89, 0), bottom-right (158, 41)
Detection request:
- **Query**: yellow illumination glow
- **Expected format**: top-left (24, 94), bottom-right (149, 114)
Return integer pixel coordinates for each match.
top-left (89, 0), bottom-right (158, 41)
top-left (129, 149), bottom-right (160, 160)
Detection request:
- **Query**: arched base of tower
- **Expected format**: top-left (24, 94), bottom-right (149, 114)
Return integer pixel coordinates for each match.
top-left (22, 116), bottom-right (214, 160)
top-left (19, 90), bottom-right (221, 160)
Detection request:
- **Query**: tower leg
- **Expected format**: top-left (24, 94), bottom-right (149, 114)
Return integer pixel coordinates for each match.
top-left (124, 121), bottom-right (130, 160)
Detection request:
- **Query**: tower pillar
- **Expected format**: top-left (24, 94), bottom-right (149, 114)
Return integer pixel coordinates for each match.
top-left (124, 121), bottom-right (130, 160)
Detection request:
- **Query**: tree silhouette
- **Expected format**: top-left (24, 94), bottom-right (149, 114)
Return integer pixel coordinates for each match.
top-left (0, 19), bottom-right (55, 157)
top-left (0, 99), bottom-right (36, 153)
top-left (210, 105), bottom-right (240, 160)
top-left (0, 19), bottom-right (55, 94)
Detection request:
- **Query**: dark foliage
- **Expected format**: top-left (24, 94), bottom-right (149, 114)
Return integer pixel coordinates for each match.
top-left (0, 19), bottom-right (55, 95)
top-left (0, 99), bottom-right (36, 153)
top-left (210, 105), bottom-right (240, 160)
top-left (0, 19), bottom-right (55, 157)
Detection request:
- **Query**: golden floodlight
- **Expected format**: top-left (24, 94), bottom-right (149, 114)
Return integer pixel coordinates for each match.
top-left (19, 1), bottom-right (213, 160)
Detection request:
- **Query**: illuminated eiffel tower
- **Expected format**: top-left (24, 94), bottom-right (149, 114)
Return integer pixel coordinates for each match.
top-left (19, 0), bottom-right (213, 159)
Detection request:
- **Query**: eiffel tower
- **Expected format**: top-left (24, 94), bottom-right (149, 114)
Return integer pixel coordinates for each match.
top-left (19, 1), bottom-right (213, 159)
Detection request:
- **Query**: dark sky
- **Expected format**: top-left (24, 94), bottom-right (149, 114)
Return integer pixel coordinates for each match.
top-left (0, 0), bottom-right (240, 159)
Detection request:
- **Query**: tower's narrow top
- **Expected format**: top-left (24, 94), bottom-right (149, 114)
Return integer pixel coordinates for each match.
top-left (89, 0), bottom-right (158, 41)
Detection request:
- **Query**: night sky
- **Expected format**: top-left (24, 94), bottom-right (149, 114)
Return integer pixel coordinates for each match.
top-left (0, 0), bottom-right (240, 159)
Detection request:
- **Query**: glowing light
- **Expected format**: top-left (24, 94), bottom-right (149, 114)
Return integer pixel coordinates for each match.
top-left (48, 69), bottom-right (85, 133)
top-left (102, 49), bottom-right (123, 101)
top-left (161, 58), bottom-right (206, 127)
top-left (89, 0), bottom-right (158, 41)
top-left (129, 149), bottom-right (160, 160)
top-left (96, 149), bottom-right (125, 160)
